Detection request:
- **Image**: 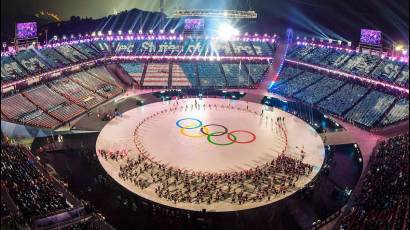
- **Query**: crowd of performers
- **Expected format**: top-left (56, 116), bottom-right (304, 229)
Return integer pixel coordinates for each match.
top-left (118, 153), bottom-right (313, 205)
top-left (103, 101), bottom-right (314, 206)
top-left (97, 149), bottom-right (128, 161)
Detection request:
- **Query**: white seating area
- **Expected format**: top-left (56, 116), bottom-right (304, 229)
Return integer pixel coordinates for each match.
top-left (143, 63), bottom-right (170, 87)
top-left (23, 85), bottom-right (68, 111)
top-left (380, 99), bottom-right (409, 125)
top-left (48, 103), bottom-right (85, 122)
top-left (87, 66), bottom-right (118, 84)
top-left (171, 64), bottom-right (192, 87)
top-left (50, 78), bottom-right (105, 109)
top-left (25, 112), bottom-right (61, 129)
top-left (344, 90), bottom-right (396, 127)
top-left (1, 94), bottom-right (38, 120)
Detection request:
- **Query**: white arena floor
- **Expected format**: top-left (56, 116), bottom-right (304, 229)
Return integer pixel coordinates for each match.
top-left (96, 98), bottom-right (325, 211)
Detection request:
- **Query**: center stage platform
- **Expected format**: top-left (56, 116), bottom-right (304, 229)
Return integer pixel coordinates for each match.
top-left (96, 98), bottom-right (325, 212)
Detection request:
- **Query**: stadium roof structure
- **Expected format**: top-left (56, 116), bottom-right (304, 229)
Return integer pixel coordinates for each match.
top-left (173, 9), bottom-right (257, 19)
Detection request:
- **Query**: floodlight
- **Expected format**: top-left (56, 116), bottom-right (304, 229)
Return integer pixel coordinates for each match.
top-left (218, 23), bottom-right (240, 40)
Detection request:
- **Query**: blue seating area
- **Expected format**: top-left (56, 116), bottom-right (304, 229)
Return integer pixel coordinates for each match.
top-left (197, 62), bottom-right (225, 87)
top-left (183, 39), bottom-right (208, 56)
top-left (344, 90), bottom-right (396, 127)
top-left (275, 66), bottom-right (303, 85)
top-left (13, 50), bottom-right (50, 74)
top-left (247, 64), bottom-right (269, 83)
top-left (395, 66), bottom-right (409, 87)
top-left (341, 53), bottom-right (381, 75)
top-left (39, 48), bottom-right (71, 68)
top-left (287, 45), bottom-right (316, 60)
top-left (91, 40), bottom-right (111, 54)
top-left (210, 40), bottom-right (234, 56)
top-left (71, 43), bottom-right (101, 59)
top-left (222, 64), bottom-right (251, 87)
top-left (294, 76), bottom-right (345, 104)
top-left (1, 56), bottom-right (27, 81)
top-left (155, 40), bottom-right (183, 55)
top-left (371, 60), bottom-right (403, 82)
top-left (318, 84), bottom-right (369, 116)
top-left (251, 42), bottom-right (274, 56)
top-left (136, 40), bottom-right (157, 55)
top-left (320, 49), bottom-right (353, 68)
top-left (114, 41), bottom-right (137, 55)
top-left (179, 63), bottom-right (198, 86)
top-left (271, 71), bottom-right (323, 96)
top-left (120, 62), bottom-right (145, 84)
top-left (380, 99), bottom-right (409, 126)
top-left (230, 41), bottom-right (255, 56)
top-left (301, 47), bottom-right (333, 64)
top-left (55, 45), bottom-right (88, 63)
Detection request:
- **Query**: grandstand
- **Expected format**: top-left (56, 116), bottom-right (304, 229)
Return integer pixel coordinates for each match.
top-left (0, 3), bottom-right (409, 230)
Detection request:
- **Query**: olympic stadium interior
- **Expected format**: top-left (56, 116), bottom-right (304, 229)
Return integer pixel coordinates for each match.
top-left (0, 0), bottom-right (409, 230)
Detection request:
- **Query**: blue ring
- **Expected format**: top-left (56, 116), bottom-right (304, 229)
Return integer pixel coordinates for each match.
top-left (176, 118), bottom-right (203, 129)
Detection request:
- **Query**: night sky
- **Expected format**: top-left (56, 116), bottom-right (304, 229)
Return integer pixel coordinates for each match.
top-left (1, 0), bottom-right (409, 44)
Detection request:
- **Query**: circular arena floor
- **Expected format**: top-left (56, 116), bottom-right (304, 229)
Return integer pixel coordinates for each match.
top-left (96, 98), bottom-right (325, 212)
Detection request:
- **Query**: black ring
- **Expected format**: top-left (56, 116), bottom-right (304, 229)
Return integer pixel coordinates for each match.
top-left (200, 124), bottom-right (228, 136)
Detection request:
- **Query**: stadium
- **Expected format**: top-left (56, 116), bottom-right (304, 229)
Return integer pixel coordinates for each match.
top-left (1, 0), bottom-right (408, 229)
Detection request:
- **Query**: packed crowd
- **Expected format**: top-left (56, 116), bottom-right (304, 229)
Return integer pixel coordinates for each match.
top-left (1, 198), bottom-right (10, 217)
top-left (1, 144), bottom-right (70, 218)
top-left (338, 134), bottom-right (409, 229)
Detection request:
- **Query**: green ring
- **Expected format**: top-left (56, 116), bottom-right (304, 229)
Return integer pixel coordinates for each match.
top-left (207, 132), bottom-right (237, 146)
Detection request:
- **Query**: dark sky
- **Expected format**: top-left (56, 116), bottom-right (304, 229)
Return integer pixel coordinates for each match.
top-left (1, 0), bottom-right (409, 44)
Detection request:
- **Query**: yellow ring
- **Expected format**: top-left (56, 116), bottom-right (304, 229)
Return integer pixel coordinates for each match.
top-left (180, 124), bottom-right (209, 138)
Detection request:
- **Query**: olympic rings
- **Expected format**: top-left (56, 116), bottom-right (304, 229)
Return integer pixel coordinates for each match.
top-left (176, 118), bottom-right (256, 146)
top-left (180, 124), bottom-right (210, 138)
top-left (207, 132), bottom-right (237, 146)
top-left (200, 124), bottom-right (228, 137)
top-left (176, 118), bottom-right (203, 129)
top-left (227, 130), bottom-right (257, 144)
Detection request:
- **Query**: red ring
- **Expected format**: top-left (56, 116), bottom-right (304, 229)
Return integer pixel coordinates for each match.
top-left (227, 130), bottom-right (256, 144)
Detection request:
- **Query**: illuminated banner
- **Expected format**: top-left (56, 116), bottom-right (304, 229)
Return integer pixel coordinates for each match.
top-left (16, 22), bottom-right (38, 39)
top-left (184, 18), bottom-right (204, 31)
top-left (360, 29), bottom-right (382, 46)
